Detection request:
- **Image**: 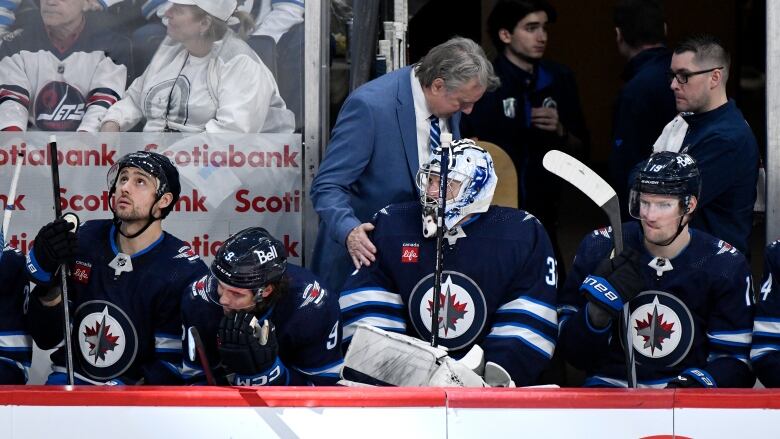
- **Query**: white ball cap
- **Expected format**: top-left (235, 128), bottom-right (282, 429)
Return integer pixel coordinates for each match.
top-left (168, 0), bottom-right (239, 24)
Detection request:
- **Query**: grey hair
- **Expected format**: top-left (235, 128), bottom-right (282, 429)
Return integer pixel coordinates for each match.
top-left (414, 37), bottom-right (500, 92)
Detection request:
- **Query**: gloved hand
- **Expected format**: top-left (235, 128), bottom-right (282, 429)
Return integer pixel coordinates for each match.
top-left (665, 368), bottom-right (716, 388)
top-left (580, 247), bottom-right (644, 318)
top-left (217, 312), bottom-right (278, 376)
top-left (32, 218), bottom-right (78, 274)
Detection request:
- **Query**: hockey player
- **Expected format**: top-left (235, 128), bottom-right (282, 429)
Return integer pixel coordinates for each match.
top-left (752, 241), bottom-right (780, 387)
top-left (0, 240), bottom-right (32, 384)
top-left (339, 140), bottom-right (558, 387)
top-left (25, 151), bottom-right (208, 385)
top-left (182, 227), bottom-right (343, 386)
top-left (0, 0), bottom-right (131, 131)
top-left (558, 151), bottom-right (754, 388)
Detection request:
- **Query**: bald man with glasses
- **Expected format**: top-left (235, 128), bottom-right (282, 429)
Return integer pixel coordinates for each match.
top-left (661, 34), bottom-right (759, 257)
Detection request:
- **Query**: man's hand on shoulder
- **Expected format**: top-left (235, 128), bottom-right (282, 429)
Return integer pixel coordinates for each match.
top-left (346, 223), bottom-right (376, 270)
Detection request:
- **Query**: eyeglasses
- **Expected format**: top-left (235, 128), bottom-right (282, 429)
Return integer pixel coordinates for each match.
top-left (667, 67), bottom-right (723, 84)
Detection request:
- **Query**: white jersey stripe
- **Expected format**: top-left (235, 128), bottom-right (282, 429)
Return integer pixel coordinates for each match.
top-left (707, 331), bottom-right (752, 345)
top-left (497, 296), bottom-right (557, 326)
top-left (0, 333), bottom-right (32, 350)
top-left (753, 319), bottom-right (780, 336)
top-left (339, 289), bottom-right (404, 310)
top-left (488, 324), bottom-right (555, 358)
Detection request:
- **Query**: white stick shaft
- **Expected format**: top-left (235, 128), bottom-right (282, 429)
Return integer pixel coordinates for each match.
top-left (2, 153), bottom-right (24, 238)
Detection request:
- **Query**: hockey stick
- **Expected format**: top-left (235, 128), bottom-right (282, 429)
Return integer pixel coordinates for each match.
top-left (49, 135), bottom-right (76, 386)
top-left (430, 133), bottom-right (453, 347)
top-left (542, 150), bottom-right (637, 388)
top-left (2, 152), bottom-right (24, 246)
top-left (187, 326), bottom-right (216, 386)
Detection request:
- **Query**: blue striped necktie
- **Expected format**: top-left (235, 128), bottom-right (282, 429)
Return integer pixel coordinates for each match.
top-left (428, 115), bottom-right (441, 152)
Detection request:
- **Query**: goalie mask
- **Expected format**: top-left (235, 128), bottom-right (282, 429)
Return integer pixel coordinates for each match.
top-left (629, 151), bottom-right (701, 246)
top-left (415, 139), bottom-right (497, 237)
top-left (107, 151), bottom-right (181, 238)
top-left (211, 227), bottom-right (287, 304)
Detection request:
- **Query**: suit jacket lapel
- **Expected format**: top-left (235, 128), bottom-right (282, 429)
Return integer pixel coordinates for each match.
top-left (396, 67), bottom-right (419, 187)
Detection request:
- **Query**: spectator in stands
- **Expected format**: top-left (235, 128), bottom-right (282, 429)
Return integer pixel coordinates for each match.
top-left (310, 37), bottom-right (498, 291)
top-left (461, 0), bottom-right (589, 275)
top-left (100, 0), bottom-right (294, 133)
top-left (0, 0), bottom-right (131, 132)
top-left (609, 0), bottom-right (676, 218)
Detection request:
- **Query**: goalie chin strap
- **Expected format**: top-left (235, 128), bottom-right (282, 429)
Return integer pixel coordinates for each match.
top-left (430, 145), bottom-right (451, 347)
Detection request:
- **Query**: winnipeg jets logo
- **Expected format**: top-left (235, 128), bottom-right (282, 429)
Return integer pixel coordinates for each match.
top-left (717, 240), bottom-right (737, 255)
top-left (79, 306), bottom-right (125, 366)
top-left (299, 281), bottom-right (327, 308)
top-left (634, 297), bottom-right (676, 355)
top-left (75, 301), bottom-right (138, 380)
top-left (427, 280), bottom-right (468, 336)
top-left (409, 271), bottom-right (487, 351)
top-left (35, 81), bottom-right (86, 131)
top-left (175, 246), bottom-right (199, 261)
top-left (594, 226), bottom-right (612, 239)
top-left (627, 291), bottom-right (693, 366)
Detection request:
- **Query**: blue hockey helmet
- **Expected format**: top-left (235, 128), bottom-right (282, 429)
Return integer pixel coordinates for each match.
top-left (107, 151), bottom-right (181, 219)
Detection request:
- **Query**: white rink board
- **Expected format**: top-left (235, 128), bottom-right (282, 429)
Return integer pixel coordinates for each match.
top-left (7, 406), bottom-right (446, 439)
top-left (674, 408), bottom-right (780, 438)
top-left (448, 408), bottom-right (673, 439)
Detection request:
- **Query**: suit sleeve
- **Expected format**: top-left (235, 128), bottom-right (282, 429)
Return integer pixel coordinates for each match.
top-left (310, 94), bottom-right (376, 245)
top-left (752, 243), bottom-right (780, 387)
top-left (685, 134), bottom-right (744, 207)
top-left (101, 70), bottom-right (146, 130)
top-left (482, 219), bottom-right (558, 386)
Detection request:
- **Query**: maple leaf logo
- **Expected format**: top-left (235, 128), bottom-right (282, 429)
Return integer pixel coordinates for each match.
top-left (634, 304), bottom-right (675, 355)
top-left (83, 314), bottom-right (120, 363)
top-left (427, 283), bottom-right (468, 336)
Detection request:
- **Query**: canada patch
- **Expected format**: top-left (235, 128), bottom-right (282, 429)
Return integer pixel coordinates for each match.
top-left (72, 261), bottom-right (92, 284)
top-left (401, 243), bottom-right (419, 263)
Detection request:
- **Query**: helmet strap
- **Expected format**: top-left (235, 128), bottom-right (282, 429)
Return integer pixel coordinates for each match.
top-left (113, 195), bottom-right (163, 239)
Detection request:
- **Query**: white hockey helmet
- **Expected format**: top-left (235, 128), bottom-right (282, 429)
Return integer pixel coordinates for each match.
top-left (415, 139), bottom-right (497, 237)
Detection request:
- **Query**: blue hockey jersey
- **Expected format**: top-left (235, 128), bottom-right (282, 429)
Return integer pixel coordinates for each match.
top-left (182, 264), bottom-right (343, 386)
top-left (26, 219), bottom-right (208, 385)
top-left (752, 240), bottom-right (780, 387)
top-left (0, 247), bottom-right (31, 383)
top-left (558, 222), bottom-right (754, 388)
top-left (340, 202), bottom-right (558, 386)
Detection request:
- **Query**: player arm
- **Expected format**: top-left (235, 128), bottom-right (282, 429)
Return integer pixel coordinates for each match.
top-left (78, 55), bottom-right (126, 132)
top-left (557, 232), bottom-right (616, 371)
top-left (286, 307), bottom-right (343, 386)
top-left (310, 95), bottom-right (375, 245)
top-left (141, 283), bottom-right (188, 385)
top-left (204, 55), bottom-right (273, 133)
top-left (694, 260), bottom-right (754, 388)
top-left (339, 257), bottom-right (406, 352)
top-left (481, 223), bottom-right (558, 386)
top-left (0, 53), bottom-right (31, 131)
top-left (753, 245), bottom-right (780, 387)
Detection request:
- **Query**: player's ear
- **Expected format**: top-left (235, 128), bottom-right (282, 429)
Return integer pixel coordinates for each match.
top-left (156, 192), bottom-right (174, 211)
top-left (686, 196), bottom-right (698, 215)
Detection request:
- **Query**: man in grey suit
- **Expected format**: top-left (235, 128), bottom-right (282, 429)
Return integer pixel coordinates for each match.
top-left (311, 37), bottom-right (499, 290)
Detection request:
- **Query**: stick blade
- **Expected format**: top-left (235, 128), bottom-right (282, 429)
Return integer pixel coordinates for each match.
top-left (542, 150), bottom-right (616, 207)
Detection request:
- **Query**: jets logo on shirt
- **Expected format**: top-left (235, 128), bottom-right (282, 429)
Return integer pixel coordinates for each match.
top-left (74, 300), bottom-right (138, 380)
top-left (593, 226), bottom-right (612, 239)
top-left (175, 246), bottom-right (200, 261)
top-left (401, 242), bottom-right (419, 263)
top-left (299, 281), bottom-right (327, 308)
top-left (408, 270), bottom-right (487, 351)
top-left (625, 291), bottom-right (694, 368)
top-left (716, 240), bottom-right (738, 256)
top-left (35, 81), bottom-right (86, 131)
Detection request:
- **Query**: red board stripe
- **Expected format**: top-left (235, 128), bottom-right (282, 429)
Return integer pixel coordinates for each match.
top-left (0, 387), bottom-right (778, 409)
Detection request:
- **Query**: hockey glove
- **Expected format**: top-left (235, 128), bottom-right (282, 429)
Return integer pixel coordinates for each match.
top-left (217, 312), bottom-right (278, 376)
top-left (31, 218), bottom-right (78, 274)
top-left (580, 247), bottom-right (644, 318)
top-left (665, 368), bottom-right (716, 388)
